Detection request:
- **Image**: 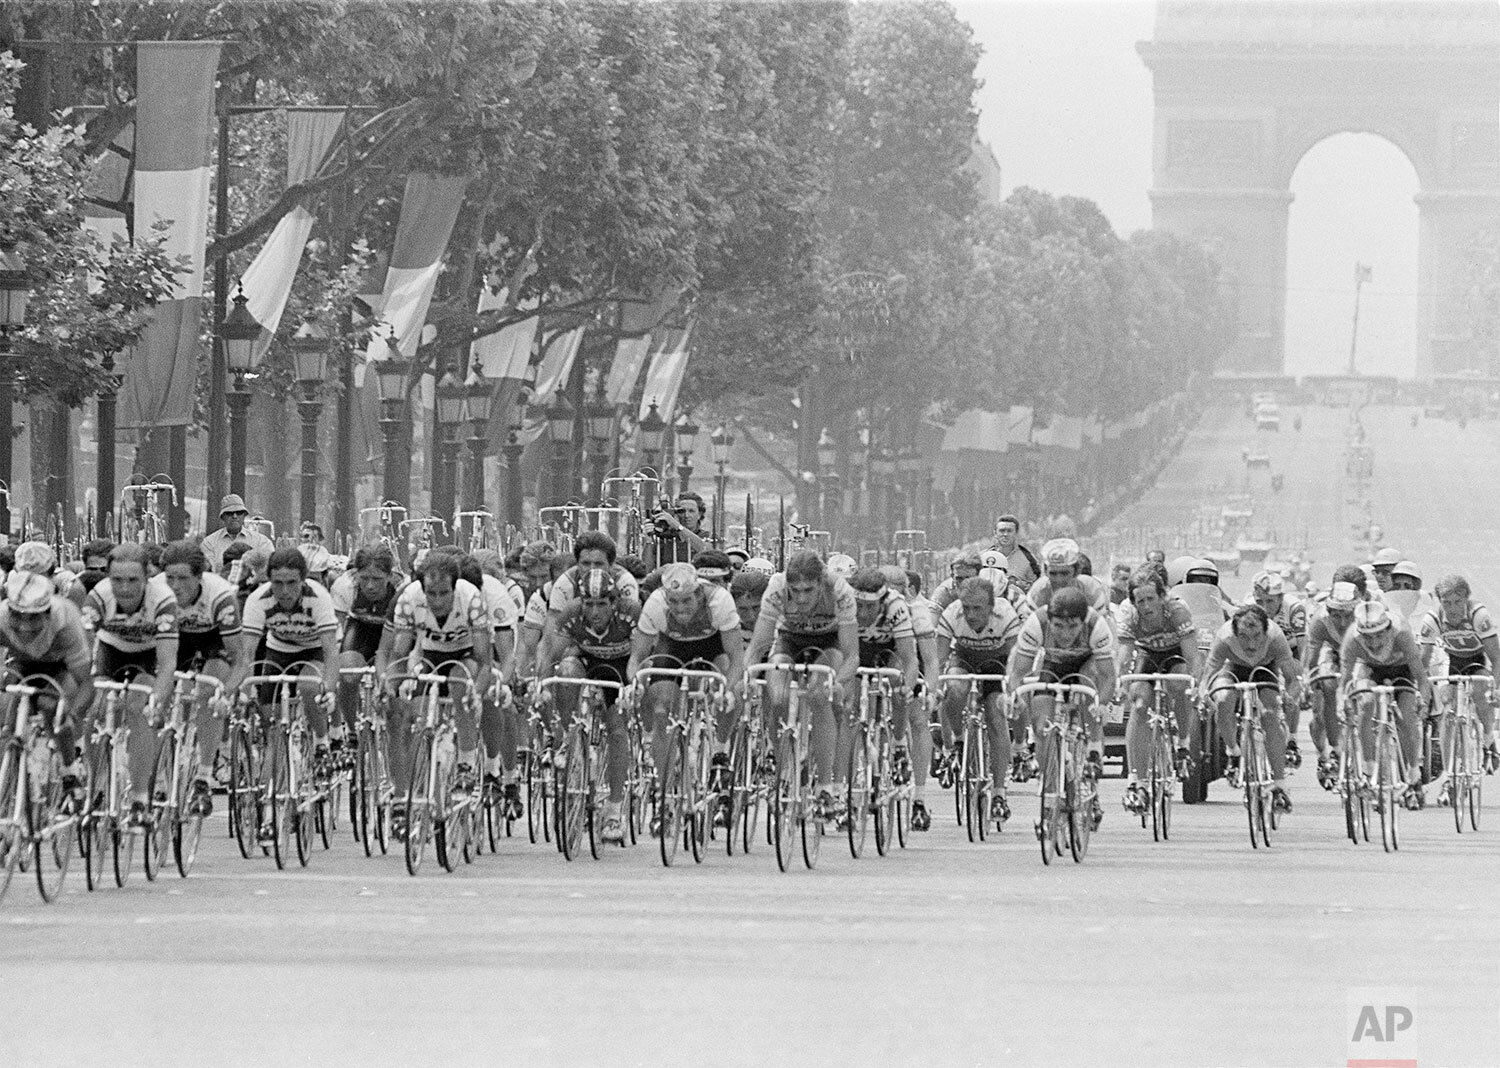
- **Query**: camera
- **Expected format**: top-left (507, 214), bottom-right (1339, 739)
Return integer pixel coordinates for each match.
top-left (652, 495), bottom-right (677, 538)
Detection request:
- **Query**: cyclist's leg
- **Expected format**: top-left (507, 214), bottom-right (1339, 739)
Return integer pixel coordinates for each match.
top-left (451, 660), bottom-right (481, 778)
top-left (1351, 671), bottom-right (1377, 779)
top-left (124, 671), bottom-right (158, 808)
top-left (645, 672), bottom-right (679, 774)
top-left (1211, 670), bottom-right (1239, 757)
top-left (1395, 687), bottom-right (1422, 787)
top-left (1124, 678), bottom-right (1153, 782)
top-left (335, 649), bottom-right (367, 735)
top-left (983, 687), bottom-right (1009, 790)
top-left (1310, 677), bottom-right (1335, 756)
top-left (297, 661), bottom-right (329, 747)
top-left (1253, 675), bottom-right (1288, 783)
top-left (194, 656), bottom-right (233, 783)
top-left (384, 662), bottom-right (417, 791)
top-left (806, 649), bottom-right (840, 793)
top-left (940, 675), bottom-right (968, 750)
top-left (905, 687), bottom-right (932, 804)
top-left (1030, 693), bottom-right (1057, 784)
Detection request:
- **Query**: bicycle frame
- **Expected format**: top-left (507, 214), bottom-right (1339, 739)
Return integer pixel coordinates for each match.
top-left (538, 676), bottom-right (624, 860)
top-left (1431, 672), bottom-right (1488, 833)
top-left (938, 672), bottom-right (1007, 841)
top-left (632, 666), bottom-right (728, 867)
top-left (1012, 679), bottom-right (1098, 865)
top-left (1119, 672), bottom-right (1195, 841)
top-left (1208, 677), bottom-right (1281, 849)
top-left (0, 678), bottom-right (76, 904)
top-left (849, 667), bottom-right (904, 858)
top-left (745, 662), bottom-right (834, 871)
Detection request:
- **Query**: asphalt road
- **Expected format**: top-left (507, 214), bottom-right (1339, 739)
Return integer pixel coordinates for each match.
top-left (5, 399), bottom-right (1500, 1068)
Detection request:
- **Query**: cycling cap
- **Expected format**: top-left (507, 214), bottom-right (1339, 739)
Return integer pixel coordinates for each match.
top-left (725, 547), bottom-right (750, 564)
top-left (980, 549), bottom-right (1007, 571)
top-left (977, 567), bottom-right (1008, 591)
top-left (1391, 560), bottom-right (1420, 582)
top-left (659, 563), bottom-right (698, 595)
top-left (1353, 600), bottom-right (1392, 635)
top-left (1041, 539), bottom-right (1081, 569)
top-left (4, 570), bottom-right (53, 614)
top-left (1251, 571), bottom-right (1284, 596)
top-left (578, 568), bottom-right (617, 601)
top-left (1372, 547), bottom-right (1402, 567)
top-left (1326, 581), bottom-right (1360, 610)
top-left (826, 553), bottom-right (857, 580)
top-left (742, 558), bottom-right (775, 576)
top-left (15, 541), bottom-right (55, 575)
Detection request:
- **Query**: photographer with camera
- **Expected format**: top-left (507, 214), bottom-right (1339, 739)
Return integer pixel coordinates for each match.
top-left (652, 491), bottom-right (709, 567)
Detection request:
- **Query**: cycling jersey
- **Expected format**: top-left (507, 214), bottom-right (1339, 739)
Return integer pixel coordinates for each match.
top-left (547, 565), bottom-right (641, 615)
top-left (1012, 607), bottom-right (1112, 676)
top-left (1419, 600), bottom-right (1497, 659)
top-left (392, 579), bottom-right (487, 657)
top-left (937, 598), bottom-right (1021, 665)
top-left (523, 585), bottom-right (550, 631)
top-left (857, 590), bottom-right (915, 650)
top-left (759, 573), bottom-right (857, 637)
top-left (1304, 605), bottom-right (1356, 664)
top-left (931, 576), bottom-right (1030, 619)
top-left (559, 605), bottom-right (636, 663)
top-left (1340, 623), bottom-right (1425, 689)
top-left (0, 599), bottom-right (91, 680)
top-left (638, 585), bottom-right (739, 643)
top-left (174, 572), bottom-right (242, 666)
top-left (500, 575), bottom-right (526, 614)
top-left (479, 574), bottom-right (521, 632)
top-left (83, 576), bottom-right (178, 653)
top-left (1119, 595), bottom-right (1196, 655)
top-left (242, 581), bottom-right (338, 654)
top-left (906, 593), bottom-right (938, 638)
top-left (330, 571), bottom-right (400, 659)
top-left (1026, 573), bottom-right (1111, 616)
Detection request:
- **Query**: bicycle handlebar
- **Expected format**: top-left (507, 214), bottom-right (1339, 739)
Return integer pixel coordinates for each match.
top-left (633, 667), bottom-right (728, 688)
top-left (938, 672), bottom-right (1008, 685)
top-left (856, 667), bottom-right (905, 681)
top-left (1429, 674), bottom-right (1493, 686)
top-left (173, 671), bottom-right (225, 694)
top-left (538, 676), bottom-right (623, 695)
top-left (745, 662), bottom-right (835, 682)
top-left (1009, 680), bottom-right (1097, 702)
top-left (94, 680), bottom-right (158, 698)
top-left (1119, 673), bottom-right (1197, 687)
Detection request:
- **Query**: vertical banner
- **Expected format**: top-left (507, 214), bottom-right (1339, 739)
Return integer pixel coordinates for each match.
top-left (119, 41), bottom-right (222, 429)
top-left (471, 287), bottom-right (539, 380)
top-left (80, 125), bottom-right (135, 284)
top-left (239, 108), bottom-right (346, 357)
top-left (637, 321), bottom-right (695, 420)
top-left (533, 324), bottom-right (585, 402)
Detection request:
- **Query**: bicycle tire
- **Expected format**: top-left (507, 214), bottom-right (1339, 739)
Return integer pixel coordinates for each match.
top-left (144, 733), bottom-right (175, 881)
top-left (658, 731), bottom-right (687, 868)
top-left (433, 746), bottom-right (459, 874)
top-left (1377, 729), bottom-right (1399, 854)
top-left (726, 723), bottom-right (750, 857)
top-left (355, 727), bottom-right (376, 855)
top-left (267, 732), bottom-right (293, 870)
top-left (969, 723), bottom-right (990, 843)
top-left (772, 732), bottom-right (797, 873)
top-left (627, 720), bottom-right (650, 847)
top-left (31, 745), bottom-right (73, 903)
top-left (847, 723), bottom-right (871, 859)
top-left (953, 732), bottom-right (968, 828)
top-left (872, 722), bottom-right (892, 858)
top-left (1038, 728), bottom-right (1062, 865)
top-left (229, 725), bottom-right (262, 859)
top-left (111, 807), bottom-right (135, 888)
top-left (688, 728), bottom-right (711, 865)
top-left (482, 778), bottom-right (503, 853)
top-left (0, 741), bottom-right (25, 904)
top-left (405, 731), bottom-right (434, 876)
top-left (291, 736), bottom-right (314, 868)
top-left (1451, 719), bottom-right (1468, 835)
top-left (1156, 730), bottom-right (1173, 842)
top-left (81, 740), bottom-right (110, 890)
top-left (1067, 735), bottom-right (1092, 863)
top-left (1467, 716), bottom-right (1482, 831)
top-left (559, 726), bottom-right (588, 862)
top-left (799, 767), bottom-right (822, 872)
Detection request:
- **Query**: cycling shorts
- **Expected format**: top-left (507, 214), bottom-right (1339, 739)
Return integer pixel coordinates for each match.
top-left (951, 655), bottom-right (1007, 699)
top-left (96, 643), bottom-right (158, 683)
top-left (1135, 650), bottom-right (1188, 677)
top-left (1213, 662), bottom-right (1280, 690)
top-left (773, 630), bottom-right (840, 664)
top-left (1353, 660), bottom-right (1416, 690)
top-left (654, 633), bottom-right (725, 668)
top-left (342, 621), bottom-right (385, 664)
top-left (859, 641), bottom-right (896, 671)
top-left (177, 632), bottom-right (231, 673)
top-left (1445, 652), bottom-right (1488, 677)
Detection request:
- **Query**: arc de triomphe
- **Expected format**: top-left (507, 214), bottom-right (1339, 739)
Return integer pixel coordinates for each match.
top-left (1139, 1), bottom-right (1499, 377)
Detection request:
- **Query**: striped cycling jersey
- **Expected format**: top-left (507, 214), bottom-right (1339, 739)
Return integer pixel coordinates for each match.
top-left (1420, 600), bottom-right (1497, 658)
top-left (938, 598), bottom-right (1021, 661)
top-left (759, 573), bottom-right (857, 637)
top-left (83, 576), bottom-right (178, 653)
top-left (856, 589), bottom-right (915, 650)
top-left (1119, 595), bottom-right (1195, 654)
top-left (638, 584), bottom-right (739, 642)
top-left (242, 581), bottom-right (338, 654)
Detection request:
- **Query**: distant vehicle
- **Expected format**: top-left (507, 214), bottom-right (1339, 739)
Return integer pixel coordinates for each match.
top-left (1254, 403), bottom-right (1281, 431)
top-left (1244, 450), bottom-right (1271, 468)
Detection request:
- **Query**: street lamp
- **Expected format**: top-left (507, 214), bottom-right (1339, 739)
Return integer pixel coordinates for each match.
top-left (897, 444), bottom-right (922, 530)
top-left (637, 399), bottom-right (666, 474)
top-left (292, 322), bottom-right (330, 527)
top-left (848, 425), bottom-right (869, 518)
top-left (219, 284), bottom-right (263, 499)
top-left (433, 368), bottom-right (467, 524)
top-left (464, 376), bottom-right (493, 516)
top-left (373, 336), bottom-right (412, 508)
top-left (0, 249), bottom-right (28, 538)
top-left (872, 445), bottom-right (897, 537)
top-left (502, 425), bottom-right (526, 530)
top-left (548, 392), bottom-right (576, 505)
top-left (675, 414), bottom-right (699, 493)
top-left (816, 428), bottom-right (838, 530)
top-left (586, 389), bottom-right (615, 503)
top-left (710, 422), bottom-right (735, 545)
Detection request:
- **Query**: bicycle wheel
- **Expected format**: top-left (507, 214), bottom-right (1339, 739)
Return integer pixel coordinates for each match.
top-left (433, 748), bottom-right (458, 874)
top-left (0, 742), bottom-right (24, 904)
top-left (405, 731), bottom-right (434, 875)
top-left (893, 745), bottom-right (912, 850)
top-left (1466, 717), bottom-right (1482, 832)
top-left (558, 726), bottom-right (588, 862)
top-left (144, 733), bottom-right (175, 881)
top-left (31, 746), bottom-right (74, 902)
top-left (1153, 731), bottom-right (1173, 842)
top-left (726, 723), bottom-right (751, 857)
top-left (482, 777), bottom-right (503, 852)
top-left (354, 726), bottom-right (376, 855)
top-left (110, 797), bottom-right (135, 888)
top-left (872, 723), bottom-right (892, 858)
top-left (772, 733), bottom-right (798, 873)
top-left (846, 723), bottom-right (871, 859)
top-left (173, 766), bottom-right (203, 880)
top-left (267, 732), bottom-right (292, 870)
top-left (688, 729), bottom-right (711, 865)
top-left (1038, 728), bottom-right (1062, 865)
top-left (627, 720), bottom-right (651, 847)
top-left (967, 723), bottom-right (990, 843)
top-left (229, 725), bottom-right (262, 859)
top-left (1377, 729), bottom-right (1399, 854)
top-left (291, 737), bottom-right (314, 869)
top-left (81, 739), bottom-right (110, 891)
top-left (953, 732), bottom-right (967, 828)
top-left (658, 731), bottom-right (687, 868)
top-left (1067, 736), bottom-right (1093, 863)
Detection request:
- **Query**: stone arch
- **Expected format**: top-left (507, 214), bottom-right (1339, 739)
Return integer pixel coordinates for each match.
top-left (1139, 1), bottom-right (1500, 377)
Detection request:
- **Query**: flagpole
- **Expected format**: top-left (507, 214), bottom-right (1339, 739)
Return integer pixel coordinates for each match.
top-left (1347, 263), bottom-right (1369, 376)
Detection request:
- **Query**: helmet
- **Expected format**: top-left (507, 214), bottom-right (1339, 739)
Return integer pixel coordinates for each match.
top-left (15, 541), bottom-right (55, 575)
top-left (725, 547), bottom-right (750, 565)
top-left (1372, 547), bottom-right (1402, 567)
top-left (1165, 555), bottom-right (1199, 587)
top-left (1251, 571), bottom-right (1284, 597)
top-left (659, 563), bottom-right (698, 595)
top-left (742, 558), bottom-right (775, 577)
top-left (4, 570), bottom-right (52, 614)
top-left (826, 553), bottom-right (857, 580)
top-left (1185, 558), bottom-right (1219, 583)
top-left (1392, 560), bottom-right (1421, 582)
top-left (1326, 580), bottom-right (1360, 610)
top-left (1041, 539), bottom-right (1081, 569)
top-left (1353, 599), bottom-right (1393, 635)
top-left (980, 549), bottom-right (1007, 571)
top-left (977, 567), bottom-right (1008, 591)
top-left (578, 568), bottom-right (617, 602)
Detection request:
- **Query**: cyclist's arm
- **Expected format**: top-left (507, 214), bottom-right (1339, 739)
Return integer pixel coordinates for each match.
top-left (319, 630), bottom-right (340, 693)
top-left (382, 630), bottom-right (413, 682)
top-left (1201, 638), bottom-right (1229, 688)
top-left (470, 625), bottom-right (493, 693)
top-left (223, 631), bottom-right (250, 693)
top-left (916, 632), bottom-right (939, 692)
top-left (151, 636), bottom-right (178, 708)
top-left (719, 625), bottom-right (745, 692)
top-left (1115, 635), bottom-right (1136, 675)
top-left (625, 628), bottom-right (654, 683)
top-left (492, 627), bottom-right (516, 684)
top-left (1180, 635), bottom-right (1204, 679)
top-left (1093, 653), bottom-right (1117, 706)
top-left (1481, 633), bottom-right (1500, 674)
top-left (835, 621), bottom-right (859, 689)
top-left (894, 634), bottom-right (918, 693)
top-left (744, 611), bottom-right (778, 666)
top-left (1276, 653), bottom-right (1301, 707)
top-left (932, 633), bottom-right (952, 692)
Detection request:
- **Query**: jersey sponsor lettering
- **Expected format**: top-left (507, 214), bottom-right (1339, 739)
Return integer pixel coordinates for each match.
top-left (242, 581), bottom-right (338, 654)
top-left (83, 576), bottom-right (178, 653)
top-left (392, 579), bottom-right (486, 655)
top-left (759, 573), bottom-right (857, 637)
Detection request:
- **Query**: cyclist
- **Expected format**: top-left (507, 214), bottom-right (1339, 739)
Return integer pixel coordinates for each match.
top-left (841, 568), bottom-right (917, 826)
top-left (555, 568), bottom-right (636, 843)
top-left (1420, 574), bottom-right (1500, 792)
top-left (160, 540), bottom-right (247, 817)
top-left (730, 569), bottom-right (769, 647)
top-left (1027, 539), bottom-right (1110, 616)
top-left (81, 543), bottom-right (180, 824)
top-left (1249, 571), bottom-right (1307, 768)
top-left (692, 549), bottom-right (735, 590)
top-left (744, 549), bottom-right (859, 820)
top-left (1340, 599), bottom-right (1430, 809)
top-left (826, 553), bottom-right (858, 583)
top-left (1370, 547), bottom-right (1402, 594)
top-left (472, 548), bottom-right (526, 615)
top-left (330, 543), bottom-right (402, 747)
top-left (885, 565), bottom-right (937, 825)
top-left (546, 531), bottom-right (641, 621)
top-left (1117, 565), bottom-right (1201, 814)
top-left (240, 547), bottom-right (341, 773)
top-left (1006, 586), bottom-right (1115, 825)
top-left (929, 550), bottom-right (981, 614)
top-left (1301, 570), bottom-right (1366, 787)
top-left (628, 563), bottom-right (745, 812)
top-left (516, 550), bottom-right (573, 680)
top-left (449, 549), bottom-right (520, 811)
top-left (0, 570), bottom-right (94, 795)
top-left (935, 573), bottom-right (1023, 826)
top-left (381, 551), bottom-right (494, 804)
top-left (1203, 603), bottom-right (1300, 813)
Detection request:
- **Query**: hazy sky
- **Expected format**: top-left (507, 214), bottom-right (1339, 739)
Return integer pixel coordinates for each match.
top-left (956, 0), bottom-right (1422, 376)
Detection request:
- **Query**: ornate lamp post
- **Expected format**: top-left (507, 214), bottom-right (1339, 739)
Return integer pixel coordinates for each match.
top-left (502, 425), bottom-right (526, 530)
top-left (897, 445), bottom-right (921, 529)
top-left (637, 400), bottom-right (666, 475)
top-left (373, 340), bottom-right (412, 508)
top-left (710, 423), bottom-right (735, 545)
top-left (871, 445), bottom-right (897, 539)
top-left (547, 393), bottom-right (576, 506)
top-left (0, 249), bottom-right (28, 538)
top-left (816, 428), bottom-right (838, 531)
top-left (464, 376), bottom-right (493, 515)
top-left (586, 389), bottom-right (615, 504)
top-left (674, 414), bottom-right (699, 493)
top-left (291, 322), bottom-right (330, 527)
top-left (847, 425), bottom-right (869, 519)
top-left (219, 284), bottom-right (263, 499)
top-left (433, 368), bottom-right (467, 524)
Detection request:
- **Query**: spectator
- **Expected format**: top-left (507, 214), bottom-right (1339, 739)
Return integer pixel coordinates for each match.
top-left (989, 514), bottom-right (1040, 590)
top-left (200, 494), bottom-right (274, 574)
